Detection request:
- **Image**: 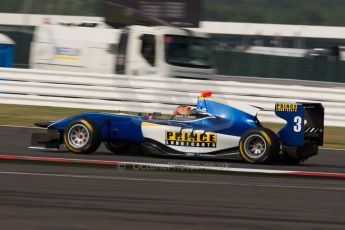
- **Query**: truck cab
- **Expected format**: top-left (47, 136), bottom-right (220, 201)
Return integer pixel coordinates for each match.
top-left (30, 23), bottom-right (215, 78)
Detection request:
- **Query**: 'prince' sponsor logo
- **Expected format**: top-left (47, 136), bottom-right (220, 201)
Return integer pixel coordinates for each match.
top-left (165, 131), bottom-right (217, 148)
top-left (275, 103), bottom-right (298, 112)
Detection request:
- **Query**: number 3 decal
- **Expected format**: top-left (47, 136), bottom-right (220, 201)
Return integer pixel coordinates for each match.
top-left (293, 116), bottom-right (302, 132)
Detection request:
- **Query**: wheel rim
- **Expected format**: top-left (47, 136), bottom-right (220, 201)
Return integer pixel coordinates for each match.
top-left (67, 124), bottom-right (90, 148)
top-left (244, 134), bottom-right (267, 159)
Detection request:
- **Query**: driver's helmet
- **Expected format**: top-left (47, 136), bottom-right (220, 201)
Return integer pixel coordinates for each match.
top-left (173, 105), bottom-right (192, 116)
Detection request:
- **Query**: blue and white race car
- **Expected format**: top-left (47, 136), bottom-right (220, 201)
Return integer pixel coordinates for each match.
top-left (31, 91), bottom-right (324, 164)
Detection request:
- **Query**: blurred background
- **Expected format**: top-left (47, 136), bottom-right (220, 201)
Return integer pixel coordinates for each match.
top-left (1, 0), bottom-right (345, 82)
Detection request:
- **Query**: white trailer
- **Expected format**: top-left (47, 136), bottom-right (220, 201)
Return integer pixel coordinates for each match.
top-left (30, 24), bottom-right (215, 78)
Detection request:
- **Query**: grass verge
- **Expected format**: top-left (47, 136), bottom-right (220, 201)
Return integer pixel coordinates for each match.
top-left (0, 104), bottom-right (344, 149)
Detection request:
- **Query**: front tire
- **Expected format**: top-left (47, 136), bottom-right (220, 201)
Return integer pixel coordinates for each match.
top-left (63, 119), bottom-right (101, 154)
top-left (239, 128), bottom-right (280, 164)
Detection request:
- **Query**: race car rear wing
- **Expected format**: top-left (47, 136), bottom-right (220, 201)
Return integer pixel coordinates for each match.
top-left (275, 103), bottom-right (324, 147)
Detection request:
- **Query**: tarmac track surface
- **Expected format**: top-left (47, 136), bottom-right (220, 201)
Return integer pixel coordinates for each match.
top-left (0, 126), bottom-right (344, 229)
top-left (0, 163), bottom-right (344, 230)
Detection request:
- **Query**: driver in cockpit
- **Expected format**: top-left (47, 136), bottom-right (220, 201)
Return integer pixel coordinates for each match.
top-left (172, 106), bottom-right (208, 120)
top-left (173, 105), bottom-right (192, 117)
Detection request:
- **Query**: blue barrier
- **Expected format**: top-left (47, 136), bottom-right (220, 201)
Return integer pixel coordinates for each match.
top-left (0, 44), bottom-right (14, 68)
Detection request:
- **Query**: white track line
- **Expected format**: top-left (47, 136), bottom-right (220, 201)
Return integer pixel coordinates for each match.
top-left (0, 124), bottom-right (41, 129)
top-left (320, 147), bottom-right (345, 151)
top-left (0, 171), bottom-right (344, 191)
top-left (0, 155), bottom-right (344, 178)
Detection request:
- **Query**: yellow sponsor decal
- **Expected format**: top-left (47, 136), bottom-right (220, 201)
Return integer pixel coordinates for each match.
top-left (142, 122), bottom-right (161, 127)
top-left (165, 131), bottom-right (217, 148)
top-left (275, 103), bottom-right (298, 112)
top-left (54, 55), bottom-right (80, 61)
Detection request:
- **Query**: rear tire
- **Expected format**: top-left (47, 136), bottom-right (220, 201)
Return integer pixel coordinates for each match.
top-left (239, 128), bottom-right (280, 164)
top-left (63, 119), bottom-right (101, 154)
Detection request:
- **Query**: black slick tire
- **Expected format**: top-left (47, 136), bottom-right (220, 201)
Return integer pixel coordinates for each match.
top-left (239, 127), bottom-right (280, 164)
top-left (63, 119), bottom-right (101, 154)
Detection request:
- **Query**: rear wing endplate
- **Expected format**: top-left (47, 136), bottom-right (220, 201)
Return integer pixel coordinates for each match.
top-left (275, 103), bottom-right (324, 147)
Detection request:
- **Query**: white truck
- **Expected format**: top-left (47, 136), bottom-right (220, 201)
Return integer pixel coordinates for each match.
top-left (30, 23), bottom-right (215, 78)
